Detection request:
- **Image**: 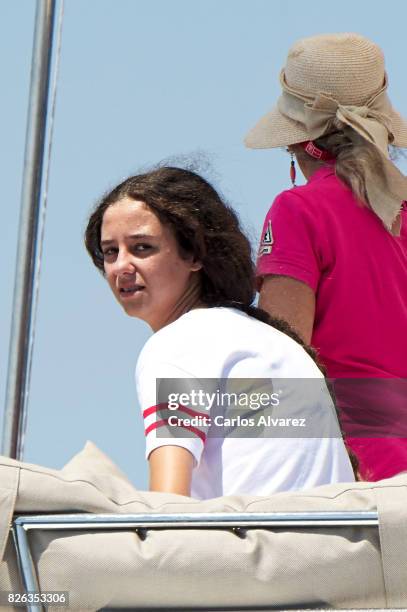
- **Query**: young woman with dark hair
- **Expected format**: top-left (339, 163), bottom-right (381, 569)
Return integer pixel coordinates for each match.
top-left (85, 166), bottom-right (354, 499)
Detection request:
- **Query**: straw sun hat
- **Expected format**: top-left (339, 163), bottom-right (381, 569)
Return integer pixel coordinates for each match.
top-left (245, 32), bottom-right (407, 150)
top-left (244, 33), bottom-right (407, 231)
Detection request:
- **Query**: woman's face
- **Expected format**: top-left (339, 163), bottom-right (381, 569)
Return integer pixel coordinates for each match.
top-left (100, 197), bottom-right (201, 331)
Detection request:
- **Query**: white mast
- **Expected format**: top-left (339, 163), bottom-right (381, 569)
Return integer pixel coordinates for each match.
top-left (2, 0), bottom-right (57, 459)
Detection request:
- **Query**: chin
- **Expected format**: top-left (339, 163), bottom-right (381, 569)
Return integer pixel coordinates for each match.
top-left (123, 306), bottom-right (143, 318)
top-left (117, 300), bottom-right (139, 317)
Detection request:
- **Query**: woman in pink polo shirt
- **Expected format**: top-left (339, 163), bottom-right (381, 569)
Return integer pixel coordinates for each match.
top-left (245, 33), bottom-right (407, 481)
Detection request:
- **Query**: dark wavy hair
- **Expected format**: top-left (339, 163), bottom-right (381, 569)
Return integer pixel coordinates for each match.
top-left (85, 166), bottom-right (255, 306)
top-left (85, 166), bottom-right (359, 476)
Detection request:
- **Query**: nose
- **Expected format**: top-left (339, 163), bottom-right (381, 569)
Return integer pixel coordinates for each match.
top-left (113, 248), bottom-right (136, 276)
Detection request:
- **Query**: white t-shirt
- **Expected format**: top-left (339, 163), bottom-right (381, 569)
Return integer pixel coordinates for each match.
top-left (135, 307), bottom-right (354, 499)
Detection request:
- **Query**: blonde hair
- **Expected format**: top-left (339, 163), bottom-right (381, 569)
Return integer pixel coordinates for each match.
top-left (292, 119), bottom-right (387, 206)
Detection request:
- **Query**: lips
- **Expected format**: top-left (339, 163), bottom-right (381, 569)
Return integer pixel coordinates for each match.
top-left (118, 284), bottom-right (145, 297)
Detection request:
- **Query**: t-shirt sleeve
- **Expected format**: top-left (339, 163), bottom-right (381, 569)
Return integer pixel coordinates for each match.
top-left (136, 360), bottom-right (211, 468)
top-left (256, 191), bottom-right (322, 292)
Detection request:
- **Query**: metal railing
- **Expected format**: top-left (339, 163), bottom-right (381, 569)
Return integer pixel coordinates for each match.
top-left (12, 510), bottom-right (379, 612)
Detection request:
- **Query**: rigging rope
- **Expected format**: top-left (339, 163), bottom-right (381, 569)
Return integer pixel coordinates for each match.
top-left (18, 0), bottom-right (65, 459)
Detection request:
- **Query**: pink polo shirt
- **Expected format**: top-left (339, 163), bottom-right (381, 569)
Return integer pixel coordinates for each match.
top-left (257, 166), bottom-right (407, 480)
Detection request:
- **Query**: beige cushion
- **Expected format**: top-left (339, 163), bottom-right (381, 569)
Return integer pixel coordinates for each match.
top-left (0, 442), bottom-right (406, 610)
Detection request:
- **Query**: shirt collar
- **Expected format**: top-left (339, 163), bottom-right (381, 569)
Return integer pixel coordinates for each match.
top-left (307, 163), bottom-right (336, 184)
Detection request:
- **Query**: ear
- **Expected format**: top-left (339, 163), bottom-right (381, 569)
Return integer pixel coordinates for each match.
top-left (183, 250), bottom-right (202, 272)
top-left (190, 259), bottom-right (203, 272)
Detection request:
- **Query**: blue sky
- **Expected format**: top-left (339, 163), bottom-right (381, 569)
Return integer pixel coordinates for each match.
top-left (2, 0), bottom-right (407, 489)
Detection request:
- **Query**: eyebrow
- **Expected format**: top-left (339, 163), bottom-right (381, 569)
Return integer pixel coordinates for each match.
top-left (100, 233), bottom-right (155, 246)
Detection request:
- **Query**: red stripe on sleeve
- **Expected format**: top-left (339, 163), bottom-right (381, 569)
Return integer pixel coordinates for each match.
top-left (144, 419), bottom-right (206, 443)
top-left (143, 403), bottom-right (209, 420)
top-left (143, 403), bottom-right (168, 419)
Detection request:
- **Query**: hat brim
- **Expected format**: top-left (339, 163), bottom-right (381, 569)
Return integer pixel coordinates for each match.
top-left (391, 108), bottom-right (407, 147)
top-left (244, 104), bottom-right (407, 150)
top-left (244, 106), bottom-right (309, 149)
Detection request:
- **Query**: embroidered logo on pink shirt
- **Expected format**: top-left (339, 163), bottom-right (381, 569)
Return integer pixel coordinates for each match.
top-left (259, 220), bottom-right (273, 256)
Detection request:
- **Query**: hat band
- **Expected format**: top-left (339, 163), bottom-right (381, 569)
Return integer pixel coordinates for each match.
top-left (278, 70), bottom-right (394, 156)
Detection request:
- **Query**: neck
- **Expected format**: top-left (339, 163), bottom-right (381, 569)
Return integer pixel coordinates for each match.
top-left (297, 156), bottom-right (325, 180)
top-left (154, 274), bottom-right (204, 332)
top-left (290, 144), bottom-right (328, 180)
